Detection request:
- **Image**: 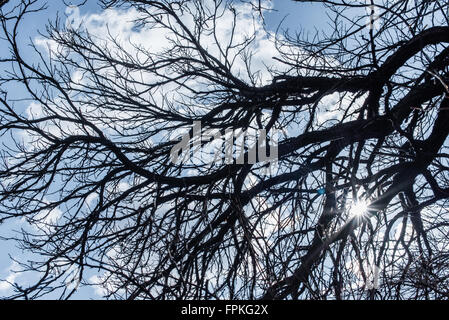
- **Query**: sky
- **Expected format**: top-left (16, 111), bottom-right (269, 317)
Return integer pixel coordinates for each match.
top-left (0, 0), bottom-right (333, 299)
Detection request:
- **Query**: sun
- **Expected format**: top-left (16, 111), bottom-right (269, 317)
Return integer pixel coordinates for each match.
top-left (349, 200), bottom-right (369, 217)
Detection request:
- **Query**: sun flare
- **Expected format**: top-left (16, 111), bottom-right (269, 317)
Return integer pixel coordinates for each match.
top-left (349, 200), bottom-right (369, 217)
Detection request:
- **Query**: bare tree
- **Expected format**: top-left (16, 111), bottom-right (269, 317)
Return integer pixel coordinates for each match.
top-left (0, 0), bottom-right (448, 299)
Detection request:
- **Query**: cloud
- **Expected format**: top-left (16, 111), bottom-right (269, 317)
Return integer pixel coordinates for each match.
top-left (84, 192), bottom-right (98, 207)
top-left (32, 199), bottom-right (63, 233)
top-left (0, 261), bottom-right (19, 293)
top-left (89, 274), bottom-right (107, 297)
top-left (42, 1), bottom-right (282, 88)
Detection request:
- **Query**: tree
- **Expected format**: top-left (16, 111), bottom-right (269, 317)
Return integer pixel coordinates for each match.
top-left (0, 0), bottom-right (448, 299)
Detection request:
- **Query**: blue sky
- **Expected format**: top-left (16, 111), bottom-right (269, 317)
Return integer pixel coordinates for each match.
top-left (267, 0), bottom-right (328, 32)
top-left (0, 0), bottom-right (330, 299)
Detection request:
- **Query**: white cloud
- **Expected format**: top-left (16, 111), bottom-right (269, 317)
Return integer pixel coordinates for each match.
top-left (59, 0), bottom-right (281, 89)
top-left (0, 261), bottom-right (19, 292)
top-left (26, 102), bottom-right (44, 119)
top-left (89, 274), bottom-right (107, 297)
top-left (32, 199), bottom-right (63, 233)
top-left (85, 192), bottom-right (98, 207)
